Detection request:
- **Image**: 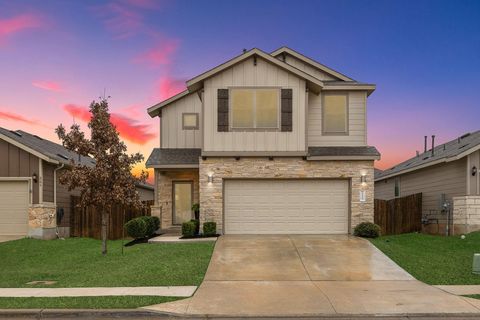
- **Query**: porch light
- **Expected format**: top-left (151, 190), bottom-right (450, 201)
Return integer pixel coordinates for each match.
top-left (361, 174), bottom-right (367, 186)
top-left (472, 166), bottom-right (477, 176)
top-left (208, 173), bottom-right (214, 183)
top-left (32, 173), bottom-right (38, 183)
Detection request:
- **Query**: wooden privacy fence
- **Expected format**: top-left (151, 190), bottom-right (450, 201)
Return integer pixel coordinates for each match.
top-left (70, 196), bottom-right (154, 240)
top-left (374, 193), bottom-right (422, 235)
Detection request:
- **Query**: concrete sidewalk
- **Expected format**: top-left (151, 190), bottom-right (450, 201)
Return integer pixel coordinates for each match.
top-left (0, 286), bottom-right (197, 297)
top-left (436, 285), bottom-right (480, 295)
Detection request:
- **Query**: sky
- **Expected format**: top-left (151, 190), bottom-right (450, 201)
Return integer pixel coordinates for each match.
top-left (1, 0), bottom-right (479, 182)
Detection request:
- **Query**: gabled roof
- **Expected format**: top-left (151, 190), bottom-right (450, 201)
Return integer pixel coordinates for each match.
top-left (186, 48), bottom-right (325, 94)
top-left (147, 46), bottom-right (375, 117)
top-left (0, 126), bottom-right (95, 167)
top-left (375, 130), bottom-right (480, 181)
top-left (271, 46), bottom-right (354, 82)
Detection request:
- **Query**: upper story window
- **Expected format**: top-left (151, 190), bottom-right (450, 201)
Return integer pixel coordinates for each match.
top-left (182, 113), bottom-right (199, 130)
top-left (394, 177), bottom-right (400, 197)
top-left (323, 94), bottom-right (348, 135)
top-left (231, 88), bottom-right (279, 129)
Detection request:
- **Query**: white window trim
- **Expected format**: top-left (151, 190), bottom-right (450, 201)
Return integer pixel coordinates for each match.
top-left (322, 92), bottom-right (349, 136)
top-left (229, 87), bottom-right (281, 131)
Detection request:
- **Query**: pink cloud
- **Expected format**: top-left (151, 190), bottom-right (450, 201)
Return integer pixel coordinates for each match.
top-left (32, 81), bottom-right (62, 92)
top-left (157, 76), bottom-right (186, 101)
top-left (0, 109), bottom-right (43, 126)
top-left (0, 13), bottom-right (42, 43)
top-left (62, 104), bottom-right (156, 145)
top-left (133, 39), bottom-right (179, 67)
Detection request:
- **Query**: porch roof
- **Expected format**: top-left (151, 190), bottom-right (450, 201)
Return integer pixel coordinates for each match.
top-left (146, 148), bottom-right (201, 168)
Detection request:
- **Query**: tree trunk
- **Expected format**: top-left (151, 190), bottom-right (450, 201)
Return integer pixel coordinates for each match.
top-left (101, 208), bottom-right (108, 255)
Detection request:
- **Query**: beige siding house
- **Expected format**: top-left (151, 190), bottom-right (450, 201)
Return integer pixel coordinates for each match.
top-left (146, 47), bottom-right (380, 235)
top-left (0, 127), bottom-right (154, 239)
top-left (375, 132), bottom-right (480, 235)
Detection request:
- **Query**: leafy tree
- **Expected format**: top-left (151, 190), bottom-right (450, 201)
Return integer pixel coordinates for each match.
top-left (56, 99), bottom-right (148, 255)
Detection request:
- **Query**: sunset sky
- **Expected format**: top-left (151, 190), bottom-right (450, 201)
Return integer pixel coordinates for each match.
top-left (1, 0), bottom-right (479, 183)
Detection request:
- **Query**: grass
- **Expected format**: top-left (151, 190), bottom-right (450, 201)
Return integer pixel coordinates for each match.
top-left (0, 296), bottom-right (180, 309)
top-left (0, 237), bottom-right (215, 288)
top-left (370, 232), bottom-right (480, 285)
top-left (465, 295), bottom-right (480, 300)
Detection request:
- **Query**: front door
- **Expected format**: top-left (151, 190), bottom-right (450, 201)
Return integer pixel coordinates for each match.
top-left (173, 181), bottom-right (193, 225)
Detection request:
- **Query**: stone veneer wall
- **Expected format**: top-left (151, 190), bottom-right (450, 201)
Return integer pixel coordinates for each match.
top-left (153, 169), bottom-right (199, 229)
top-left (199, 158), bottom-right (374, 234)
top-left (452, 196), bottom-right (480, 235)
top-left (28, 203), bottom-right (56, 239)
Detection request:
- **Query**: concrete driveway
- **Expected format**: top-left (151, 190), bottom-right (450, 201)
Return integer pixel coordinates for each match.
top-left (146, 235), bottom-right (480, 316)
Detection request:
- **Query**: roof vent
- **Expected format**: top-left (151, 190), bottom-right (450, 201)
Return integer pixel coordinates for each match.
top-left (57, 153), bottom-right (69, 160)
top-left (460, 133), bottom-right (471, 139)
top-left (33, 135), bottom-right (43, 140)
top-left (423, 156), bottom-right (429, 160)
top-left (459, 144), bottom-right (469, 149)
top-left (10, 130), bottom-right (22, 137)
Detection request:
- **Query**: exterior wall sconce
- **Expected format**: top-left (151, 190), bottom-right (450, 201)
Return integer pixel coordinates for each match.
top-left (472, 166), bottom-right (477, 176)
top-left (208, 173), bottom-right (214, 183)
top-left (32, 173), bottom-right (38, 183)
top-left (361, 174), bottom-right (367, 186)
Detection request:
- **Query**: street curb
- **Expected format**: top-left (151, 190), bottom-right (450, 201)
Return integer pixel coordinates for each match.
top-left (1, 309), bottom-right (480, 319)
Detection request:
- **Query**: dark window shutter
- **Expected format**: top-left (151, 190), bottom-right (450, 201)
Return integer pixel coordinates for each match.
top-left (217, 89), bottom-right (229, 132)
top-left (281, 89), bottom-right (292, 132)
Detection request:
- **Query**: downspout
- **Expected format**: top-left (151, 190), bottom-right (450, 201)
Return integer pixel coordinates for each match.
top-left (54, 163), bottom-right (65, 239)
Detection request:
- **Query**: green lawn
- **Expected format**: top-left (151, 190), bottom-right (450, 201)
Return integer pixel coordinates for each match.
top-left (0, 237), bottom-right (214, 288)
top-left (370, 232), bottom-right (480, 285)
top-left (0, 296), bottom-right (180, 309)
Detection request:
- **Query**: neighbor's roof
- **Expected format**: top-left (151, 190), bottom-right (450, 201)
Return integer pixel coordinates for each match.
top-left (0, 126), bottom-right (95, 167)
top-left (147, 46), bottom-right (375, 117)
top-left (307, 146), bottom-right (380, 160)
top-left (146, 148), bottom-right (201, 168)
top-left (375, 130), bottom-right (480, 181)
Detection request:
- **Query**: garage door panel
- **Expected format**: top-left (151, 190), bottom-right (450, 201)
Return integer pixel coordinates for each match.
top-left (225, 179), bottom-right (349, 234)
top-left (0, 181), bottom-right (29, 236)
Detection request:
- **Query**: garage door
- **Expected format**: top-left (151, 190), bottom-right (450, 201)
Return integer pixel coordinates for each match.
top-left (0, 181), bottom-right (29, 236)
top-left (224, 179), bottom-right (349, 234)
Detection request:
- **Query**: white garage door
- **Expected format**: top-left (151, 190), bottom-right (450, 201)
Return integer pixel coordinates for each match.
top-left (224, 179), bottom-right (349, 234)
top-left (0, 181), bottom-right (29, 236)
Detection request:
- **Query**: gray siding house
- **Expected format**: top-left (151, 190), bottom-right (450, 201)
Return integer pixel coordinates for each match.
top-left (146, 47), bottom-right (380, 235)
top-left (0, 127), bottom-right (153, 239)
top-left (375, 132), bottom-right (480, 235)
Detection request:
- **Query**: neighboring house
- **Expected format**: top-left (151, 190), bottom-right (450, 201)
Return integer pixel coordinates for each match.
top-left (375, 131), bottom-right (480, 235)
top-left (146, 47), bottom-right (380, 235)
top-left (0, 127), bottom-right (154, 239)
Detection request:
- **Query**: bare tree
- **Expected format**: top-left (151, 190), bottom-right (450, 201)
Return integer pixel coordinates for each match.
top-left (56, 99), bottom-right (148, 255)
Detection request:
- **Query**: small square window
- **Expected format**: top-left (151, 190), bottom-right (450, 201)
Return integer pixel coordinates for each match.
top-left (182, 113), bottom-right (199, 130)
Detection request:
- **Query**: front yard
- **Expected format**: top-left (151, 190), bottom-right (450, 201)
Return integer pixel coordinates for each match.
top-left (0, 237), bottom-right (215, 308)
top-left (370, 232), bottom-right (480, 285)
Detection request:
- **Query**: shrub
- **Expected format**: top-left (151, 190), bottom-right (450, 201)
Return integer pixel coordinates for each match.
top-left (138, 216), bottom-right (159, 236)
top-left (190, 219), bottom-right (200, 235)
top-left (124, 218), bottom-right (148, 239)
top-left (354, 222), bottom-right (381, 238)
top-left (182, 221), bottom-right (196, 238)
top-left (203, 221), bottom-right (217, 236)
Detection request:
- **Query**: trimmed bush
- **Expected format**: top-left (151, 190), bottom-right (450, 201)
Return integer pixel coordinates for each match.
top-left (354, 222), bottom-right (381, 238)
top-left (138, 216), bottom-right (158, 236)
top-left (203, 221), bottom-right (217, 236)
top-left (124, 218), bottom-right (148, 239)
top-left (182, 221), bottom-right (196, 238)
top-left (190, 219), bottom-right (200, 235)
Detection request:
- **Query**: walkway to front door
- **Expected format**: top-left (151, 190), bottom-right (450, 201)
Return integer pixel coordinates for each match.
top-left (145, 235), bottom-right (480, 316)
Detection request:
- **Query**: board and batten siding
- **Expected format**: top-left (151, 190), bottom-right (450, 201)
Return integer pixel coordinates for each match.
top-left (307, 91), bottom-right (367, 147)
top-left (374, 159), bottom-right (467, 214)
top-left (203, 56), bottom-right (306, 152)
top-left (161, 92), bottom-right (202, 149)
top-left (0, 139), bottom-right (39, 204)
top-left (281, 54), bottom-right (337, 81)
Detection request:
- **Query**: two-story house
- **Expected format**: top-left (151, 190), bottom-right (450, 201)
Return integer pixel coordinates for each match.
top-left (146, 47), bottom-right (380, 235)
